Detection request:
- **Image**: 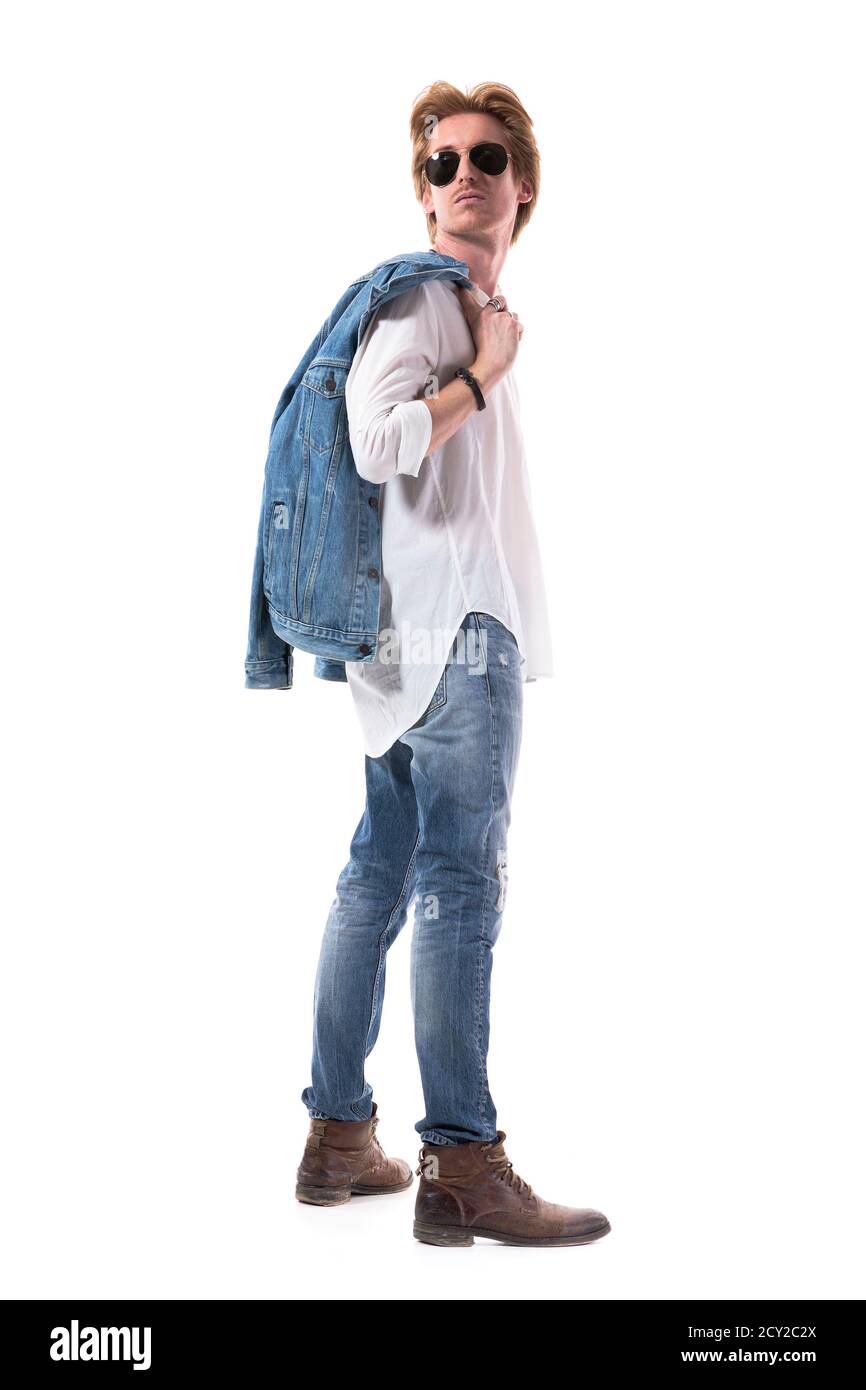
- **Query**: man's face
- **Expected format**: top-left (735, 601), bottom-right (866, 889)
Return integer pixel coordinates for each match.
top-left (421, 112), bottom-right (531, 244)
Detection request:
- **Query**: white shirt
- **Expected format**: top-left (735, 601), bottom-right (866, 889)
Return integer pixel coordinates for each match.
top-left (343, 276), bottom-right (554, 758)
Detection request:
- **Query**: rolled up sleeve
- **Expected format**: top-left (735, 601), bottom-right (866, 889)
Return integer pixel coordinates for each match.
top-left (346, 283), bottom-right (440, 485)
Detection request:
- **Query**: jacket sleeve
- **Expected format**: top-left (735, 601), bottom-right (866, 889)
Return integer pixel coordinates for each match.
top-left (345, 282), bottom-right (440, 484)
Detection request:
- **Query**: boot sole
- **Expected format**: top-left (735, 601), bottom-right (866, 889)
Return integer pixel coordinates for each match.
top-left (296, 1175), bottom-right (414, 1206)
top-left (413, 1218), bottom-right (612, 1247)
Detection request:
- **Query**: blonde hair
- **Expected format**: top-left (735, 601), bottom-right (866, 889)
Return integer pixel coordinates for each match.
top-left (409, 81), bottom-right (540, 248)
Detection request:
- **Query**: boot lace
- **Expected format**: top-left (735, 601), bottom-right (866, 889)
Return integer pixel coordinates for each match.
top-left (414, 1142), bottom-right (533, 1197)
top-left (485, 1149), bottom-right (533, 1197)
top-left (369, 1114), bottom-right (385, 1162)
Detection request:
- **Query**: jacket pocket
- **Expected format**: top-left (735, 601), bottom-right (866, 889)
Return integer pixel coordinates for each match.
top-left (299, 360), bottom-right (350, 456)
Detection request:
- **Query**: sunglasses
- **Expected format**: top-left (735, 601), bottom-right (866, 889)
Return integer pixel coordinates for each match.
top-left (424, 142), bottom-right (510, 188)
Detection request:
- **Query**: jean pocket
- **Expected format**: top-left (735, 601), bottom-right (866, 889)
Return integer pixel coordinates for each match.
top-left (426, 665), bottom-right (448, 714)
top-left (412, 665), bottom-right (448, 728)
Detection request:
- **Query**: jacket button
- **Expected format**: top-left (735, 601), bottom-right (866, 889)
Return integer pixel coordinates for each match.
top-left (368, 496), bottom-right (378, 508)
top-left (358, 643), bottom-right (372, 655)
top-left (325, 373), bottom-right (336, 391)
top-left (367, 567), bottom-right (379, 579)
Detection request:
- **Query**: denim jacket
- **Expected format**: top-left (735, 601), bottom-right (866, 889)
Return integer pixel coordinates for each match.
top-left (244, 249), bottom-right (476, 690)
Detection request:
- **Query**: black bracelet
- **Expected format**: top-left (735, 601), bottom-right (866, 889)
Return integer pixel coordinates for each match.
top-left (454, 366), bottom-right (486, 411)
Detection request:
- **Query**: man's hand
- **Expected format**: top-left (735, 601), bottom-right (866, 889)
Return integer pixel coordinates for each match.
top-left (458, 285), bottom-right (523, 393)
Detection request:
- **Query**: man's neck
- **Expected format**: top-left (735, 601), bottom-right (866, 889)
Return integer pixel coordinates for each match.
top-left (432, 234), bottom-right (507, 299)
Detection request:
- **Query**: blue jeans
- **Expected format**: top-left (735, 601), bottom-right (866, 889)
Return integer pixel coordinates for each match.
top-left (301, 612), bottom-right (524, 1144)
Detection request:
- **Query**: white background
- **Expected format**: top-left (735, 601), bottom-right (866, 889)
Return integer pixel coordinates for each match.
top-left (2, 0), bottom-right (864, 1301)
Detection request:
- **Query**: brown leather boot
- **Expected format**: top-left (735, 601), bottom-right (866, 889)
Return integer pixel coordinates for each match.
top-left (413, 1129), bottom-right (611, 1246)
top-left (295, 1102), bottom-right (413, 1206)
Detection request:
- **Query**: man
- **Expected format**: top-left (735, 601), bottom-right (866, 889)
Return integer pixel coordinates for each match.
top-left (296, 81), bottom-right (610, 1248)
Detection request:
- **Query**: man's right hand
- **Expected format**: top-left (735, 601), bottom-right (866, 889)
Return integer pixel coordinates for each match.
top-left (458, 285), bottom-right (523, 392)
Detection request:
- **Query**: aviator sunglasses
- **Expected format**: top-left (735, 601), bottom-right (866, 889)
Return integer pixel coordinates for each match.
top-left (424, 142), bottom-right (510, 187)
